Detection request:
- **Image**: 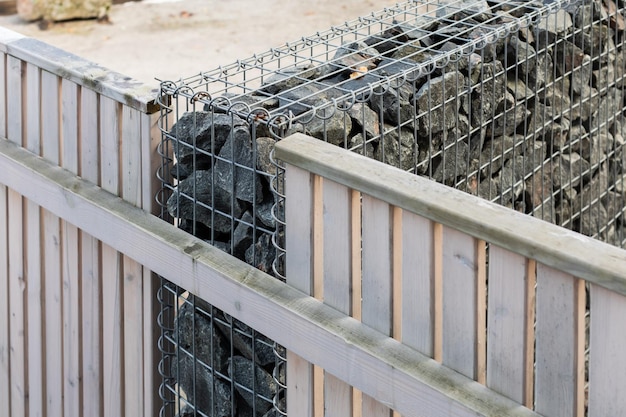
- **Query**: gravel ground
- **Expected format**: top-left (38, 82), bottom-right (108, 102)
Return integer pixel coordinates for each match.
top-left (0, 0), bottom-right (390, 87)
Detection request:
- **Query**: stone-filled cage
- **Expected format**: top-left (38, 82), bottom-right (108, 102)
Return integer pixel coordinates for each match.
top-left (156, 0), bottom-right (626, 415)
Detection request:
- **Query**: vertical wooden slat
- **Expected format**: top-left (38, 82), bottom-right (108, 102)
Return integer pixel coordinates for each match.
top-left (25, 61), bottom-right (44, 417)
top-left (391, 206), bottom-right (402, 342)
top-left (0, 184), bottom-right (9, 417)
top-left (322, 179), bottom-right (352, 417)
top-left (41, 69), bottom-right (63, 417)
top-left (0, 52), bottom-right (6, 138)
top-left (401, 211), bottom-right (434, 356)
top-left (100, 95), bottom-right (123, 417)
top-left (6, 55), bottom-right (22, 145)
top-left (8, 188), bottom-right (26, 417)
top-left (588, 284), bottom-right (626, 416)
top-left (140, 112), bottom-right (160, 417)
top-left (441, 226), bottom-right (477, 379)
top-left (535, 264), bottom-right (585, 417)
top-left (122, 105), bottom-right (144, 417)
top-left (523, 260), bottom-right (536, 408)
top-left (61, 78), bottom-right (82, 417)
top-left (475, 240), bottom-right (487, 386)
top-left (79, 87), bottom-right (102, 417)
top-left (285, 164), bottom-right (314, 417)
top-left (487, 245), bottom-right (527, 403)
top-left (312, 175), bottom-right (324, 417)
top-left (432, 223), bottom-right (443, 363)
top-left (350, 189), bottom-right (362, 417)
top-left (361, 194), bottom-right (392, 417)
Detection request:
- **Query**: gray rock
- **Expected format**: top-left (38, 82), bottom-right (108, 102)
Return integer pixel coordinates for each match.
top-left (276, 82), bottom-right (342, 116)
top-left (347, 102), bottom-right (380, 139)
top-left (571, 54), bottom-right (593, 96)
top-left (215, 132), bottom-right (264, 204)
top-left (171, 353), bottom-right (232, 417)
top-left (233, 211), bottom-right (255, 258)
top-left (375, 127), bottom-right (417, 171)
top-left (415, 71), bottom-right (465, 134)
top-left (369, 84), bottom-right (415, 127)
top-left (551, 153), bottom-right (590, 189)
top-left (18, 0), bottom-right (110, 22)
top-left (255, 137), bottom-right (277, 177)
top-left (171, 112), bottom-right (250, 169)
top-left (262, 65), bottom-right (323, 95)
top-left (228, 356), bottom-right (276, 416)
top-left (526, 172), bottom-right (555, 223)
top-left (245, 233), bottom-right (276, 274)
top-left (349, 133), bottom-right (375, 157)
top-left (321, 41), bottom-right (380, 78)
top-left (167, 170), bottom-right (244, 234)
top-left (538, 9), bottom-right (573, 35)
top-left (303, 108), bottom-right (352, 146)
top-left (433, 138), bottom-right (469, 185)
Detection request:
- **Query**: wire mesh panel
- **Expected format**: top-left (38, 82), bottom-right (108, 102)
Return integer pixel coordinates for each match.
top-left (156, 0), bottom-right (626, 415)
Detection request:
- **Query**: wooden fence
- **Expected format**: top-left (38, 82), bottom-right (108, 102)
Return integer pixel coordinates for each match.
top-left (0, 27), bottom-right (161, 417)
top-left (2, 27), bottom-right (626, 417)
top-left (276, 133), bottom-right (626, 417)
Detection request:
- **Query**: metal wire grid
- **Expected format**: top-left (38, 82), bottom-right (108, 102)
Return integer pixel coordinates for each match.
top-left (156, 0), bottom-right (626, 415)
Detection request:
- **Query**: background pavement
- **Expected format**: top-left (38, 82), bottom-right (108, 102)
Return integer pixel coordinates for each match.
top-left (0, 0), bottom-right (392, 87)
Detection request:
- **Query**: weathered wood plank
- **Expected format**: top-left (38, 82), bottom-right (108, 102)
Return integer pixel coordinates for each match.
top-left (8, 189), bottom-right (26, 417)
top-left (0, 184), bottom-right (8, 417)
top-left (41, 68), bottom-right (63, 417)
top-left (588, 284), bottom-right (626, 416)
top-left (61, 77), bottom-right (82, 417)
top-left (441, 226), bottom-right (476, 379)
top-left (102, 244), bottom-right (123, 417)
top-left (3, 33), bottom-right (158, 113)
top-left (487, 246), bottom-right (528, 403)
top-left (6, 55), bottom-right (22, 146)
top-left (0, 138), bottom-right (544, 417)
top-left (79, 86), bottom-right (103, 417)
top-left (535, 264), bottom-right (585, 417)
top-left (43, 208), bottom-right (63, 417)
top-left (123, 256), bottom-right (144, 417)
top-left (100, 95), bottom-right (120, 195)
top-left (25, 60), bottom-right (44, 417)
top-left (322, 179), bottom-right (352, 417)
top-left (401, 211), bottom-right (434, 356)
top-left (362, 194), bottom-right (392, 417)
top-left (285, 164), bottom-right (314, 417)
top-left (0, 53), bottom-right (6, 138)
top-left (274, 134), bottom-right (626, 295)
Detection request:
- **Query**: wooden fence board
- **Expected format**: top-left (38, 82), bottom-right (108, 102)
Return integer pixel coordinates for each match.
top-left (0, 184), bottom-right (8, 417)
top-left (6, 55), bottom-right (22, 145)
top-left (102, 244), bottom-right (123, 417)
top-left (589, 284), bottom-right (626, 416)
top-left (0, 53), bottom-right (6, 137)
top-left (43, 208), bottom-right (63, 417)
top-left (487, 246), bottom-right (528, 403)
top-left (61, 78), bottom-right (82, 417)
top-left (8, 189), bottom-right (25, 417)
top-left (41, 68), bottom-right (63, 417)
top-left (441, 226), bottom-right (476, 379)
top-left (322, 179), bottom-right (352, 417)
top-left (79, 86), bottom-right (103, 417)
top-left (535, 264), bottom-right (585, 417)
top-left (285, 164), bottom-right (314, 417)
top-left (25, 60), bottom-right (44, 417)
top-left (362, 194), bottom-right (392, 417)
top-left (100, 93), bottom-right (123, 417)
top-left (121, 105), bottom-right (144, 417)
top-left (400, 211), bottom-right (434, 356)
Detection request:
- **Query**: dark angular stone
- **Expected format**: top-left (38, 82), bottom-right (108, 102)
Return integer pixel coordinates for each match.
top-left (215, 132), bottom-right (264, 204)
top-left (375, 126), bottom-right (417, 171)
top-left (228, 356), bottom-right (276, 416)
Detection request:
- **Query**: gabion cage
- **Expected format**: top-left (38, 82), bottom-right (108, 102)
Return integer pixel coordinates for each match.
top-left (157, 0), bottom-right (626, 415)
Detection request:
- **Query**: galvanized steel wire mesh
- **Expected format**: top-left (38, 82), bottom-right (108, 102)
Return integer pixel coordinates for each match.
top-left (156, 0), bottom-right (626, 415)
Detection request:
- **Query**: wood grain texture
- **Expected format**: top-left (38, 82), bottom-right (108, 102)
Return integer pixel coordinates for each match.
top-left (535, 264), bottom-right (584, 417)
top-left (0, 53), bottom-right (6, 138)
top-left (8, 189), bottom-right (26, 417)
top-left (400, 211), bottom-right (434, 357)
top-left (589, 284), bottom-right (626, 416)
top-left (487, 246), bottom-right (527, 403)
top-left (0, 184), bottom-right (9, 417)
top-left (285, 164), bottom-right (314, 417)
top-left (123, 256), bottom-right (144, 417)
top-left (362, 194), bottom-right (392, 417)
top-left (322, 179), bottom-right (352, 417)
top-left (6, 55), bottom-right (22, 146)
top-left (0, 139), bottom-right (543, 417)
top-left (441, 226), bottom-right (476, 380)
top-left (274, 134), bottom-right (626, 294)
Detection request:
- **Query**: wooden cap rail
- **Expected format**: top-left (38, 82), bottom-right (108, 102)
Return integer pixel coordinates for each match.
top-left (275, 133), bottom-right (626, 295)
top-left (0, 27), bottom-right (159, 113)
top-left (0, 135), bottom-right (542, 416)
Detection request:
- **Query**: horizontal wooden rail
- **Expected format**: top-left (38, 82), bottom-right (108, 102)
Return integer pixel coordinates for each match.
top-left (275, 133), bottom-right (626, 295)
top-left (0, 27), bottom-right (159, 113)
top-left (0, 137), bottom-right (541, 417)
